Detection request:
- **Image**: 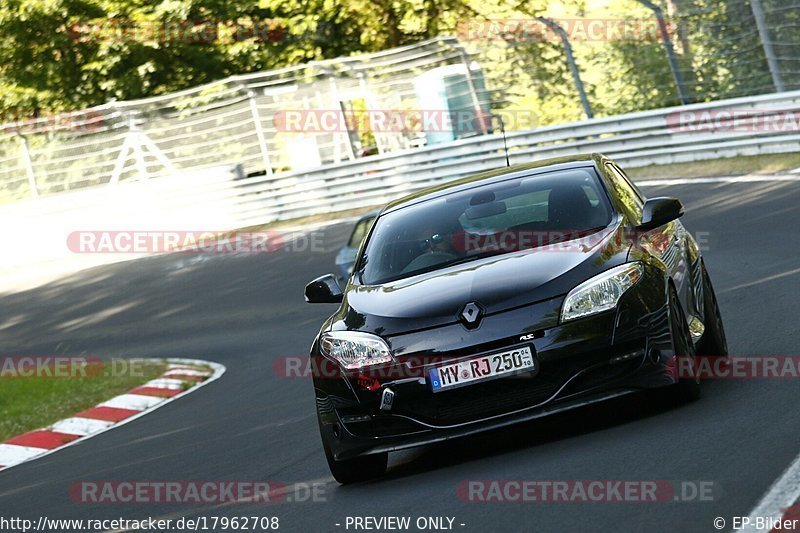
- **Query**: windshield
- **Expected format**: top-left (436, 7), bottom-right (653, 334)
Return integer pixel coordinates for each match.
top-left (359, 167), bottom-right (613, 285)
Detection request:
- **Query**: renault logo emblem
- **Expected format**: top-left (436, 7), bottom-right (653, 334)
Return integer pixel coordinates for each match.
top-left (459, 302), bottom-right (484, 328)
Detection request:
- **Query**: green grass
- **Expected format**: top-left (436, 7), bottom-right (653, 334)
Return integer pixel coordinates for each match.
top-left (0, 359), bottom-right (167, 441)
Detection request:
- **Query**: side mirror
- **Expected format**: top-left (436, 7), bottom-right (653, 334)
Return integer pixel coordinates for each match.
top-left (304, 274), bottom-right (344, 303)
top-left (637, 197), bottom-right (684, 231)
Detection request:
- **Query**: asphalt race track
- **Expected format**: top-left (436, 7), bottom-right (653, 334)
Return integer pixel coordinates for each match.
top-left (1, 178), bottom-right (799, 532)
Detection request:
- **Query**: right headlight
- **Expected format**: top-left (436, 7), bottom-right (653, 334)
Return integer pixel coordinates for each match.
top-left (561, 262), bottom-right (644, 323)
top-left (319, 331), bottom-right (393, 370)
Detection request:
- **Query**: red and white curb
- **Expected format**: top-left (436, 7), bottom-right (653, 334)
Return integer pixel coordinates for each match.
top-left (0, 358), bottom-right (225, 472)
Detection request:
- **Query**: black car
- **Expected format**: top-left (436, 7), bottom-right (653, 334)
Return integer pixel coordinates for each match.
top-left (304, 153), bottom-right (727, 484)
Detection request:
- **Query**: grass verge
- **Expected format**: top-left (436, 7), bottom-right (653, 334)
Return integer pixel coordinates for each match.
top-left (0, 359), bottom-right (167, 441)
top-left (627, 152), bottom-right (800, 181)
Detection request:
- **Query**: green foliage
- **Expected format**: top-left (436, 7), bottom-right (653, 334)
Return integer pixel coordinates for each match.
top-left (0, 0), bottom-right (480, 117)
top-left (0, 0), bottom-right (796, 124)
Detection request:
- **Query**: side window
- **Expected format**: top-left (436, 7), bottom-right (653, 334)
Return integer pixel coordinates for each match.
top-left (605, 163), bottom-right (644, 223)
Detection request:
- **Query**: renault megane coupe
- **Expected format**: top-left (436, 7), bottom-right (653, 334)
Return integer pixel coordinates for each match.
top-left (304, 153), bottom-right (728, 483)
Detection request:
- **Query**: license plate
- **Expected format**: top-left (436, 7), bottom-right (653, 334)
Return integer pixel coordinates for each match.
top-left (429, 346), bottom-right (536, 393)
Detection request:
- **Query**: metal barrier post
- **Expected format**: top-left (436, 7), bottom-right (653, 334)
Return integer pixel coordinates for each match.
top-left (246, 86), bottom-right (274, 176)
top-left (16, 133), bottom-right (38, 198)
top-left (636, 0), bottom-right (691, 105)
top-left (750, 0), bottom-right (785, 93)
top-left (537, 17), bottom-right (594, 119)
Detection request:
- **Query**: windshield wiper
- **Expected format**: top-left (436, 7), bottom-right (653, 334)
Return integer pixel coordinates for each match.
top-left (436, 250), bottom-right (504, 270)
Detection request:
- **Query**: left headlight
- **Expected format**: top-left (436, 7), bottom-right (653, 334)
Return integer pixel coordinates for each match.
top-left (319, 331), bottom-right (393, 370)
top-left (561, 262), bottom-right (644, 323)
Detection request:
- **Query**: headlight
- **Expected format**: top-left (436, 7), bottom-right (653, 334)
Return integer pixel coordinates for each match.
top-left (319, 331), bottom-right (393, 370)
top-left (561, 262), bottom-right (644, 322)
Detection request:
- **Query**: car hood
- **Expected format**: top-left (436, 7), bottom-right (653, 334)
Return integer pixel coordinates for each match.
top-left (330, 222), bottom-right (632, 337)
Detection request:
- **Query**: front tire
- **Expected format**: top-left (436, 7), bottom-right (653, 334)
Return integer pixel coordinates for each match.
top-left (319, 419), bottom-right (387, 484)
top-left (696, 263), bottom-right (728, 359)
top-left (668, 286), bottom-right (701, 402)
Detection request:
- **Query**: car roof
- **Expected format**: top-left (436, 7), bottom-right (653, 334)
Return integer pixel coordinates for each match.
top-left (381, 153), bottom-right (608, 214)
